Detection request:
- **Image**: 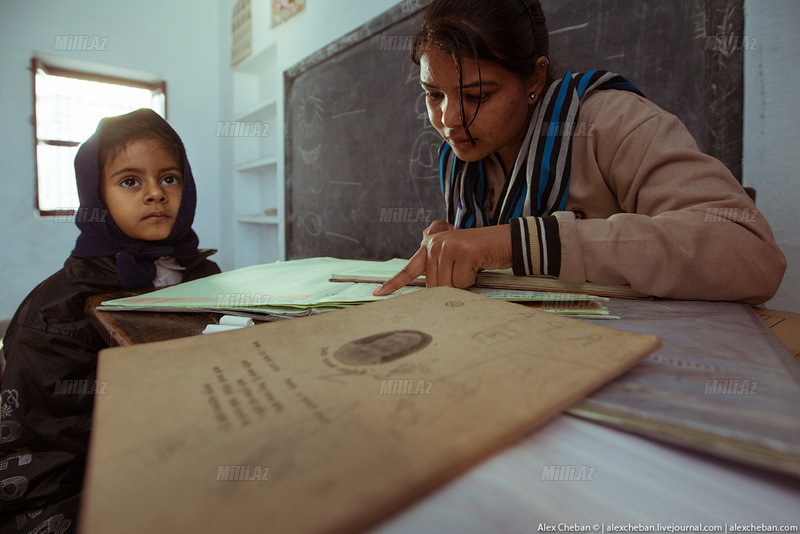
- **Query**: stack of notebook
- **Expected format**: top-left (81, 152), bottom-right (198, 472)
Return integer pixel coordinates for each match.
top-left (98, 257), bottom-right (642, 319)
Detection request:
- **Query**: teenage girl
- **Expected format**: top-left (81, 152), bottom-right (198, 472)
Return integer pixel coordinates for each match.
top-left (375, 0), bottom-right (785, 303)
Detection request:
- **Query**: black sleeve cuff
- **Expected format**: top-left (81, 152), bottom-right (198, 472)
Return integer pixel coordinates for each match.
top-left (510, 216), bottom-right (561, 277)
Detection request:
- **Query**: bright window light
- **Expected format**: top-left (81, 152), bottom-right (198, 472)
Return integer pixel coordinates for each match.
top-left (32, 59), bottom-right (166, 215)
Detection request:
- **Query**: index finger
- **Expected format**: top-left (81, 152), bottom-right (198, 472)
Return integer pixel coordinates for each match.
top-left (372, 248), bottom-right (427, 296)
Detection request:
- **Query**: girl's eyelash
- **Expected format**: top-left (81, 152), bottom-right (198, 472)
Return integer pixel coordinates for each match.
top-left (424, 91), bottom-right (488, 103)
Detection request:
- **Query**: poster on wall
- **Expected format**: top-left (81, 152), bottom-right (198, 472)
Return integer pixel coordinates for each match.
top-left (271, 0), bottom-right (306, 27)
top-left (231, 0), bottom-right (252, 67)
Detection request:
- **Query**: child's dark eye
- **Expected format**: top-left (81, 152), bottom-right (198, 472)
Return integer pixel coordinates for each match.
top-left (425, 91), bottom-right (444, 102)
top-left (161, 175), bottom-right (181, 186)
top-left (121, 178), bottom-right (139, 188)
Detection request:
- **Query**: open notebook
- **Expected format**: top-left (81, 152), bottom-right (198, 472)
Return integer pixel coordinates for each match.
top-left (80, 287), bottom-right (660, 534)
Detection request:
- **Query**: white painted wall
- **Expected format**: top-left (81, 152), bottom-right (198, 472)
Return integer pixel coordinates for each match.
top-left (0, 0), bottom-right (221, 319)
top-left (743, 0), bottom-right (800, 313)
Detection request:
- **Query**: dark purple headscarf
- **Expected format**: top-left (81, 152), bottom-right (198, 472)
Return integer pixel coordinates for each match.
top-left (71, 109), bottom-right (200, 288)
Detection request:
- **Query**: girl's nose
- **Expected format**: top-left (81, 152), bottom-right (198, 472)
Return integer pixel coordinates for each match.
top-left (145, 182), bottom-right (166, 203)
top-left (441, 97), bottom-right (462, 130)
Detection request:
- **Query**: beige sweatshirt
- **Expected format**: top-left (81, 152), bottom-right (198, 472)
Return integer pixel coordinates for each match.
top-left (510, 89), bottom-right (786, 304)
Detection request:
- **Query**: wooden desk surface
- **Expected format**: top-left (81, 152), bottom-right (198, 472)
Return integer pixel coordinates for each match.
top-left (86, 292), bottom-right (223, 346)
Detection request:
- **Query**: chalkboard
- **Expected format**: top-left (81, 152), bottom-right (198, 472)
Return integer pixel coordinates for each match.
top-left (285, 0), bottom-right (743, 261)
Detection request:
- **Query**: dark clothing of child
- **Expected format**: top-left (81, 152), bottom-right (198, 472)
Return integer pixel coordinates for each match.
top-left (0, 252), bottom-right (219, 533)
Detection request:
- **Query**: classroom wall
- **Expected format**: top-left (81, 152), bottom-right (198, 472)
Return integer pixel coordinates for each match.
top-left (0, 0), bottom-right (222, 319)
top-left (743, 0), bottom-right (800, 313)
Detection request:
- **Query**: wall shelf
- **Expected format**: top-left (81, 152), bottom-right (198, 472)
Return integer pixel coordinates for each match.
top-left (237, 213), bottom-right (281, 225)
top-left (235, 155), bottom-right (278, 172)
top-left (234, 39), bottom-right (277, 74)
top-left (228, 39), bottom-right (283, 267)
top-left (234, 98), bottom-right (277, 122)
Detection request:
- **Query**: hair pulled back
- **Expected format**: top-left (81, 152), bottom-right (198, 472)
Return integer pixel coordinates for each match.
top-left (410, 0), bottom-right (552, 141)
top-left (411, 0), bottom-right (550, 77)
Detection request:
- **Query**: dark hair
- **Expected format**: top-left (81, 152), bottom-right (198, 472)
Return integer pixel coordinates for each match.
top-left (97, 108), bottom-right (185, 171)
top-left (411, 0), bottom-right (552, 143)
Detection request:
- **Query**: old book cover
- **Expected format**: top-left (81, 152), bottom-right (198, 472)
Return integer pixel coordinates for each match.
top-left (568, 299), bottom-right (800, 478)
top-left (80, 287), bottom-right (659, 534)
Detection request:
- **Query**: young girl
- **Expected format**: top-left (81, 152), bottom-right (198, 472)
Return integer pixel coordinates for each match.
top-left (375, 0), bottom-right (786, 304)
top-left (0, 109), bottom-right (220, 532)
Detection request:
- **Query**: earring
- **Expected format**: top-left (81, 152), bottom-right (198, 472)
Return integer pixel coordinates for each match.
top-left (530, 93), bottom-right (536, 100)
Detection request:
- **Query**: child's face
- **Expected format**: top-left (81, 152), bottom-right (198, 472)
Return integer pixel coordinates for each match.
top-left (100, 138), bottom-right (182, 241)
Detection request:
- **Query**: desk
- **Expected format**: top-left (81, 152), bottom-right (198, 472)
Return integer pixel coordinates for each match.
top-left (756, 308), bottom-right (800, 359)
top-left (86, 292), bottom-right (223, 346)
top-left (380, 297), bottom-right (800, 530)
top-left (83, 294), bottom-right (800, 530)
top-left (373, 413), bottom-right (800, 532)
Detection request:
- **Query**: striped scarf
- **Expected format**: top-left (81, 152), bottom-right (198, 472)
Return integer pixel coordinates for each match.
top-left (439, 70), bottom-right (643, 227)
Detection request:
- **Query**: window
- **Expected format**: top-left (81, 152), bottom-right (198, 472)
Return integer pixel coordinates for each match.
top-left (31, 58), bottom-right (166, 216)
